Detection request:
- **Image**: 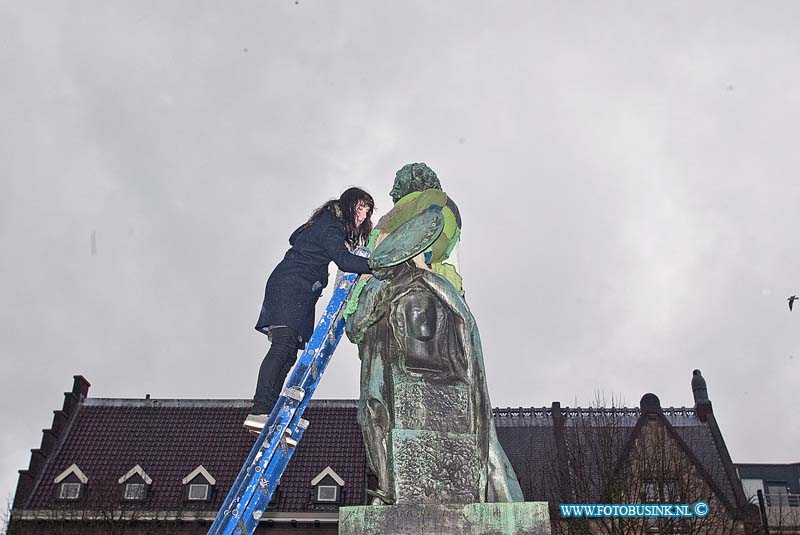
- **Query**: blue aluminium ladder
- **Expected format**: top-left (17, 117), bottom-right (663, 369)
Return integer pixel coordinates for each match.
top-left (207, 270), bottom-right (362, 535)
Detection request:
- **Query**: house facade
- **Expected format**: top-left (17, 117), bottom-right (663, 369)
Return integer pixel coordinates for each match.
top-left (9, 372), bottom-right (759, 534)
top-left (736, 463), bottom-right (800, 534)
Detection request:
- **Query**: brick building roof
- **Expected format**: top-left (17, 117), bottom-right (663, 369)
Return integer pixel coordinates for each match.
top-left (20, 396), bottom-right (366, 516)
top-left (493, 404), bottom-right (744, 509)
top-left (14, 375), bottom-right (750, 524)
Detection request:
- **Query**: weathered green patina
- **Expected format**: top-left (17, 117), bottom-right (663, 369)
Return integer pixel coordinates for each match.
top-left (368, 208), bottom-right (445, 269)
top-left (389, 162), bottom-right (442, 203)
top-left (343, 163), bottom-right (463, 320)
top-left (346, 211), bottom-right (523, 507)
top-left (339, 502), bottom-right (552, 535)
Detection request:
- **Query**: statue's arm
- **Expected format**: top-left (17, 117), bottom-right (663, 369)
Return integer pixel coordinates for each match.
top-left (345, 277), bottom-right (385, 345)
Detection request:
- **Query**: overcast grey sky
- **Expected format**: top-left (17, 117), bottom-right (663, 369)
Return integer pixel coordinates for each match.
top-left (2, 1), bottom-right (798, 505)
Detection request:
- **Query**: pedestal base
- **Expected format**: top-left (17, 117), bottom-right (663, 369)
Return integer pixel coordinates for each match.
top-left (339, 502), bottom-right (551, 535)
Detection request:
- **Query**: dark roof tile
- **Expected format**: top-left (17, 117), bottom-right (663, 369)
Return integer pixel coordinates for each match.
top-left (28, 400), bottom-right (366, 513)
top-left (25, 398), bottom-right (739, 516)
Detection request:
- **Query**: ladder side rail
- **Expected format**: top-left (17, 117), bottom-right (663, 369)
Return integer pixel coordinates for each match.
top-left (227, 349), bottom-right (328, 532)
top-left (234, 278), bottom-right (355, 528)
top-left (235, 415), bottom-right (311, 530)
top-left (210, 370), bottom-right (309, 533)
top-left (219, 421), bottom-right (310, 535)
top-left (279, 274), bottom-right (355, 401)
top-left (208, 403), bottom-right (293, 533)
top-left (213, 404), bottom-right (297, 535)
top-left (207, 413), bottom-right (275, 534)
top-left (210, 277), bottom-right (348, 532)
top-left (208, 272), bottom-right (359, 535)
top-left (215, 385), bottom-right (310, 535)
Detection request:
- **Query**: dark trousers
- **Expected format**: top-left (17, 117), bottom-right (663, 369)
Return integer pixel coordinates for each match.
top-left (252, 326), bottom-right (302, 415)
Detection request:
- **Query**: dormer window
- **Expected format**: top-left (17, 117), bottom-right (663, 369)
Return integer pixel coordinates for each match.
top-left (310, 466), bottom-right (344, 505)
top-left (59, 482), bottom-right (82, 500)
top-left (188, 483), bottom-right (209, 501)
top-left (54, 464), bottom-right (88, 501)
top-left (118, 465), bottom-right (153, 501)
top-left (316, 485), bottom-right (338, 502)
top-left (124, 483), bottom-right (146, 500)
top-left (182, 465), bottom-right (216, 502)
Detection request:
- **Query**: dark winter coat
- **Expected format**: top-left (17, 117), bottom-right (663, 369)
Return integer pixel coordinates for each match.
top-left (255, 208), bottom-right (371, 342)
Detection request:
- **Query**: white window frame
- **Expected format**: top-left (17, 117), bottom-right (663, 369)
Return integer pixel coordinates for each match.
top-left (316, 485), bottom-right (338, 503)
top-left (188, 483), bottom-right (209, 501)
top-left (181, 466), bottom-right (216, 486)
top-left (124, 482), bottom-right (146, 500)
top-left (59, 482), bottom-right (81, 500)
top-left (54, 464), bottom-right (88, 485)
top-left (118, 465), bottom-right (153, 485)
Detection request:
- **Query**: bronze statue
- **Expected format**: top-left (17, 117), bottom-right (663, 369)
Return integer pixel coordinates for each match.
top-left (346, 209), bottom-right (523, 506)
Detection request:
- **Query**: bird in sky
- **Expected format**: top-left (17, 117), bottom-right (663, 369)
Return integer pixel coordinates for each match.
top-left (789, 295), bottom-right (798, 311)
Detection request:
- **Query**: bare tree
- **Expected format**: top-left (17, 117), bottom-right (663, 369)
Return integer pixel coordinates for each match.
top-left (9, 480), bottom-right (188, 535)
top-left (1, 494), bottom-right (12, 535)
top-left (753, 491), bottom-right (800, 534)
top-left (529, 397), bottom-right (747, 535)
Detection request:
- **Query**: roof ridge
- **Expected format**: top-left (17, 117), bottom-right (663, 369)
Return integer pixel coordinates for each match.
top-left (735, 462), bottom-right (800, 467)
top-left (492, 406), bottom-right (695, 415)
top-left (81, 398), bottom-right (360, 408)
top-left (81, 399), bottom-right (695, 412)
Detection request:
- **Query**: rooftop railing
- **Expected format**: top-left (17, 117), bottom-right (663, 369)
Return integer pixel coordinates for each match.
top-left (765, 493), bottom-right (800, 508)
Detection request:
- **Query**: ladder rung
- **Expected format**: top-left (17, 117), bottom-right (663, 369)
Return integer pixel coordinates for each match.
top-left (206, 267), bottom-right (363, 535)
top-left (281, 386), bottom-right (305, 402)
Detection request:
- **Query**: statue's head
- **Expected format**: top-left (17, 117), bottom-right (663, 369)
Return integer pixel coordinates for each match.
top-left (390, 163), bottom-right (441, 203)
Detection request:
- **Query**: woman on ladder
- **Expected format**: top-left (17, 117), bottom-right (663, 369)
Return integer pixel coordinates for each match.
top-left (244, 187), bottom-right (374, 432)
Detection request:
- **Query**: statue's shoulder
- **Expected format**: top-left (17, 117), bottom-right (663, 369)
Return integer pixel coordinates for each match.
top-left (414, 269), bottom-right (475, 319)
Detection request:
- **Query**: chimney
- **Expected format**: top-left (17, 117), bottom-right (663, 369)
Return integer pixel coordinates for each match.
top-left (692, 369), bottom-right (713, 421)
top-left (72, 375), bottom-right (91, 400)
top-left (550, 401), bottom-right (573, 502)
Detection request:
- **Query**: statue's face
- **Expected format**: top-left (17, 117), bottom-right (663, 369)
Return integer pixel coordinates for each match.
top-left (405, 293), bottom-right (437, 341)
top-left (389, 166), bottom-right (414, 203)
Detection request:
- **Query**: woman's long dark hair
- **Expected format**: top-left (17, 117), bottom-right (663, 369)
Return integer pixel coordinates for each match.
top-left (303, 187), bottom-right (374, 247)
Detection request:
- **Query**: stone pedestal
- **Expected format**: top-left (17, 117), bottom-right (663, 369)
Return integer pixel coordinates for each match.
top-left (339, 502), bottom-right (551, 535)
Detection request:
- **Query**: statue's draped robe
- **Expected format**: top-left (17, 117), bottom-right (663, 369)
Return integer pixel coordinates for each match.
top-left (346, 268), bottom-right (524, 504)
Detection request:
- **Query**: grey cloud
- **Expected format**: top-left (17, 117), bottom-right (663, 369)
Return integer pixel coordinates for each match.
top-left (2, 1), bottom-right (799, 506)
